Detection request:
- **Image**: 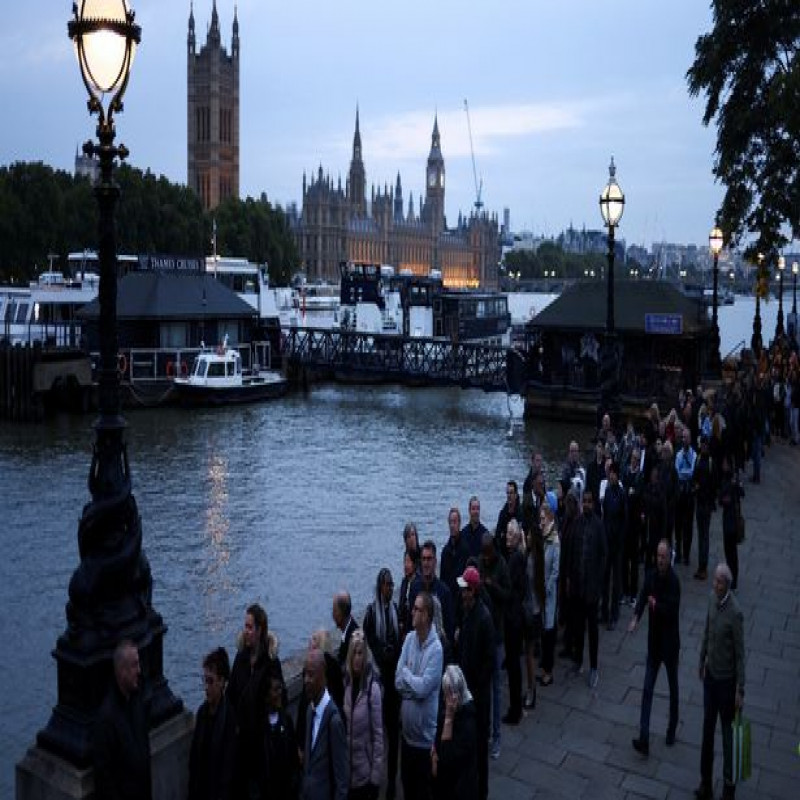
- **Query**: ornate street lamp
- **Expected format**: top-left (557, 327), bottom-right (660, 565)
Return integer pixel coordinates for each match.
top-left (598, 157), bottom-right (624, 422)
top-left (37, 1), bottom-right (180, 767)
top-left (708, 226), bottom-right (723, 374)
top-left (776, 255), bottom-right (785, 339)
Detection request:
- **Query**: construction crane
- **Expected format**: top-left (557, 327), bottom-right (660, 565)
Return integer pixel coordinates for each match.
top-left (463, 98), bottom-right (483, 215)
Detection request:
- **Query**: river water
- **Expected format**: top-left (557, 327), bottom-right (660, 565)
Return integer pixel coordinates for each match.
top-left (0, 293), bottom-right (781, 793)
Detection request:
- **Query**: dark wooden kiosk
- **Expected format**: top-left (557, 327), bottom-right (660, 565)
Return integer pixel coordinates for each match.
top-left (522, 280), bottom-right (716, 422)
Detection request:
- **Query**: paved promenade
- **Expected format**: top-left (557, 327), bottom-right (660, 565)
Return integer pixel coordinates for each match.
top-left (486, 440), bottom-right (799, 800)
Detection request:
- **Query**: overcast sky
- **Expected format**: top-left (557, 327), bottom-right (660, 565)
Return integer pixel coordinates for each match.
top-left (1, 1), bottom-right (733, 248)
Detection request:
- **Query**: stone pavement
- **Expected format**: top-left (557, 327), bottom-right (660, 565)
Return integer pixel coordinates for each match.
top-left (485, 440), bottom-right (799, 800)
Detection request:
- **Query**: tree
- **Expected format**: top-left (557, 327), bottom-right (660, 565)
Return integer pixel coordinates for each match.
top-left (687, 0), bottom-right (799, 294)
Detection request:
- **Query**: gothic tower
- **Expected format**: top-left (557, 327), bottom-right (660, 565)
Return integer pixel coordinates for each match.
top-left (348, 107), bottom-right (367, 218)
top-left (187, 2), bottom-right (240, 211)
top-left (423, 114), bottom-right (445, 235)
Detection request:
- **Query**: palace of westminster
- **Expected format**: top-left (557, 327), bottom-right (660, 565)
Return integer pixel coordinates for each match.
top-left (185, 2), bottom-right (500, 288)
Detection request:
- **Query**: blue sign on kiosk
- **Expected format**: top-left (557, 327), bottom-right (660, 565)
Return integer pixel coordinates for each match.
top-left (645, 313), bottom-right (683, 335)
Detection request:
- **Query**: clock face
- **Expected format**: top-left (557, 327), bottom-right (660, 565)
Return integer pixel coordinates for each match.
top-left (428, 170), bottom-right (436, 188)
top-left (439, 172), bottom-right (445, 188)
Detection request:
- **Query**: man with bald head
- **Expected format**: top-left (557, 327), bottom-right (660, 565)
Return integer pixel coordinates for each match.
top-left (301, 648), bottom-right (348, 800)
top-left (695, 563), bottom-right (745, 800)
top-left (93, 640), bottom-right (151, 800)
top-left (629, 539), bottom-right (681, 757)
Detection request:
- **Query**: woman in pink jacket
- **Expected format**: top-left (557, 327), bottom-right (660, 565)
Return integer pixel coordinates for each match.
top-left (343, 631), bottom-right (385, 800)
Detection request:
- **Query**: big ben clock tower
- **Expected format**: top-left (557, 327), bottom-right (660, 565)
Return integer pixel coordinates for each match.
top-left (424, 114), bottom-right (445, 236)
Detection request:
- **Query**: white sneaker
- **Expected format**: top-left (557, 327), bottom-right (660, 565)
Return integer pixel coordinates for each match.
top-left (490, 739), bottom-right (501, 759)
top-left (588, 669), bottom-right (599, 689)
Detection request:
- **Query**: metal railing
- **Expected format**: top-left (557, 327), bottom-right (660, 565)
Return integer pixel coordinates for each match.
top-left (280, 328), bottom-right (509, 391)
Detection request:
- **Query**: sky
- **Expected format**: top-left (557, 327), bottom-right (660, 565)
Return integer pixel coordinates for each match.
top-left (0, 0), bottom-right (731, 249)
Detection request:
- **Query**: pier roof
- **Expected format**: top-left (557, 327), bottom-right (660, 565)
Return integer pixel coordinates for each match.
top-left (78, 271), bottom-right (256, 321)
top-left (530, 280), bottom-right (708, 334)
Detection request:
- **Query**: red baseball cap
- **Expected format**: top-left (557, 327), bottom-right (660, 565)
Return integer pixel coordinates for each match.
top-left (457, 566), bottom-right (480, 590)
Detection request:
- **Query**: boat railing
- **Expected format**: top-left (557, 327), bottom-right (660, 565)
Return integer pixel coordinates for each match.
top-left (89, 344), bottom-right (259, 383)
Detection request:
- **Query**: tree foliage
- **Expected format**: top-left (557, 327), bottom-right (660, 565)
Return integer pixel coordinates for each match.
top-left (687, 0), bottom-right (799, 292)
top-left (504, 243), bottom-right (608, 280)
top-left (0, 161), bottom-right (299, 285)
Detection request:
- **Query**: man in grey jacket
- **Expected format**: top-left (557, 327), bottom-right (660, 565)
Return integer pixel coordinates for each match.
top-left (695, 563), bottom-right (745, 800)
top-left (301, 648), bottom-right (348, 800)
top-left (395, 589), bottom-right (443, 800)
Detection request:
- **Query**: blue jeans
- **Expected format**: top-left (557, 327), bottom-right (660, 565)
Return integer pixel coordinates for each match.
top-left (491, 643), bottom-right (503, 743)
top-left (639, 655), bottom-right (678, 742)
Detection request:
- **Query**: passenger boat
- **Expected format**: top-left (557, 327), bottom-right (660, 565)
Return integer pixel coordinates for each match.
top-left (172, 336), bottom-right (287, 406)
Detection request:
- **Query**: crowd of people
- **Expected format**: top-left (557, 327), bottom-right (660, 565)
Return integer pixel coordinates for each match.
top-left (91, 358), bottom-right (791, 800)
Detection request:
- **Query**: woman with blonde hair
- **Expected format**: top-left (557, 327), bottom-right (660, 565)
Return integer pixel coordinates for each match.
top-left (431, 664), bottom-right (478, 800)
top-left (343, 631), bottom-right (384, 800)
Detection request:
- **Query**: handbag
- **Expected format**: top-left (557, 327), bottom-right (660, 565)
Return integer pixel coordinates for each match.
top-left (731, 711), bottom-right (751, 782)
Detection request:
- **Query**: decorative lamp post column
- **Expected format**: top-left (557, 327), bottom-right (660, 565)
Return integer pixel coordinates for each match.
top-left (776, 255), bottom-right (785, 339)
top-left (793, 261), bottom-right (798, 315)
top-left (36, 0), bottom-right (181, 767)
top-left (752, 253), bottom-right (763, 354)
top-left (598, 156), bottom-right (625, 423)
top-left (708, 226), bottom-right (723, 374)
top-left (790, 260), bottom-right (799, 348)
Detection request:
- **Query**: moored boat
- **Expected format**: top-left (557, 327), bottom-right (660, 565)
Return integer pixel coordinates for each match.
top-left (172, 337), bottom-right (286, 406)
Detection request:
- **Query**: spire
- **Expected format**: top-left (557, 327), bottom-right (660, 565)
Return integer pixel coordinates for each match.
top-left (212, 0), bottom-right (219, 27)
top-left (232, 4), bottom-right (239, 50)
top-left (352, 104), bottom-right (362, 161)
top-left (188, 1), bottom-right (195, 50)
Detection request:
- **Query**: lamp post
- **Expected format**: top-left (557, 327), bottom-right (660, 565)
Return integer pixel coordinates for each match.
top-left (708, 226), bottom-right (723, 374)
top-left (598, 156), bottom-right (625, 423)
top-left (752, 253), bottom-right (763, 354)
top-left (776, 255), bottom-right (785, 339)
top-left (37, 1), bottom-right (180, 767)
top-left (793, 261), bottom-right (798, 315)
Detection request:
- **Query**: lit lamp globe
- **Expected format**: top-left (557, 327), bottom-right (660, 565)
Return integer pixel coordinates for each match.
top-left (599, 158), bottom-right (625, 228)
top-left (69, 0), bottom-right (140, 121)
top-left (709, 227), bottom-right (723, 257)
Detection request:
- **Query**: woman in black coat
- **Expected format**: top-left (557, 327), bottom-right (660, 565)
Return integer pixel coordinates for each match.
top-left (432, 665), bottom-right (478, 800)
top-left (227, 604), bottom-right (283, 799)
top-left (188, 648), bottom-right (237, 800)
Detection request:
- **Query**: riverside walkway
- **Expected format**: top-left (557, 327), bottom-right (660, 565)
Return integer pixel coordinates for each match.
top-left (484, 441), bottom-right (799, 800)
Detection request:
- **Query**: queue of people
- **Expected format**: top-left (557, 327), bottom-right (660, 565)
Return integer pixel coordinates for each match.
top-left (91, 378), bottom-right (766, 800)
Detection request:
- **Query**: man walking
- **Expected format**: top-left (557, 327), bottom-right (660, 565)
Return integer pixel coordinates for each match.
top-left (629, 539), bottom-right (681, 756)
top-left (695, 563), bottom-right (745, 800)
top-left (93, 640), bottom-right (152, 800)
top-left (395, 590), bottom-right (443, 800)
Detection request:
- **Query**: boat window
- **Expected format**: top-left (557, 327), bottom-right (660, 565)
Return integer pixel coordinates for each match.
top-left (226, 361), bottom-right (234, 377)
top-left (477, 301), bottom-right (486, 318)
top-left (15, 302), bottom-right (29, 324)
top-left (207, 362), bottom-right (226, 377)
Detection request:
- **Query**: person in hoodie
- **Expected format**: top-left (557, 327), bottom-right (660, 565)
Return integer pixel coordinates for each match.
top-left (601, 461), bottom-right (627, 631)
top-left (395, 590), bottom-right (443, 800)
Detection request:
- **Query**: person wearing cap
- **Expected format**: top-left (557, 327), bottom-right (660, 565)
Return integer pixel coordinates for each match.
top-left (538, 491), bottom-right (560, 688)
top-left (601, 461), bottom-right (627, 631)
top-left (456, 565), bottom-right (494, 800)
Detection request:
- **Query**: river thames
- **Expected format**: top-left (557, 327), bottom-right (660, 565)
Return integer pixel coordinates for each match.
top-left (0, 293), bottom-right (783, 793)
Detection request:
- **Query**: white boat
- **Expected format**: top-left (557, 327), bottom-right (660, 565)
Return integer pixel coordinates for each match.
top-left (172, 336), bottom-right (286, 406)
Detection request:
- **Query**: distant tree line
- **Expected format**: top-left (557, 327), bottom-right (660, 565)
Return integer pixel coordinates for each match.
top-left (503, 241), bottom-right (611, 280)
top-left (0, 161), bottom-right (300, 285)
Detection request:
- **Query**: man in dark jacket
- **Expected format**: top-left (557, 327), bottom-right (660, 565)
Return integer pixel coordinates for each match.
top-left (629, 540), bottom-right (681, 756)
top-left (494, 480), bottom-right (523, 559)
top-left (93, 640), bottom-right (152, 800)
top-left (410, 540), bottom-right (455, 653)
top-left (601, 461), bottom-right (627, 630)
top-left (456, 566), bottom-right (495, 800)
top-left (461, 496), bottom-right (489, 559)
top-left (566, 488), bottom-right (607, 689)
top-left (440, 507), bottom-right (470, 604)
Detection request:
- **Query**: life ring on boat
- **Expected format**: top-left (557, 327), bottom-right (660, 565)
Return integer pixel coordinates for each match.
top-left (180, 360), bottom-right (188, 377)
top-left (117, 354), bottom-right (127, 375)
top-left (166, 360), bottom-right (174, 378)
